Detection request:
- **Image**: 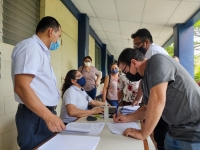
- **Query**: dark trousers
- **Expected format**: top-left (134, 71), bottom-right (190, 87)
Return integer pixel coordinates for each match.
top-left (154, 117), bottom-right (168, 150)
top-left (86, 87), bottom-right (97, 99)
top-left (15, 106), bottom-right (56, 150)
top-left (107, 98), bottom-right (118, 107)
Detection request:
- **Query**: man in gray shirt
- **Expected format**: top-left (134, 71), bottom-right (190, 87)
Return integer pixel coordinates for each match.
top-left (114, 48), bottom-right (200, 150)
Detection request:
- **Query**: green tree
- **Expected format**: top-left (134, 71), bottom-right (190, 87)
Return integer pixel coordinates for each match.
top-left (166, 44), bottom-right (174, 56)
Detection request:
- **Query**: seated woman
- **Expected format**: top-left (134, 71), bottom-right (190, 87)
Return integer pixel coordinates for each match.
top-left (60, 70), bottom-right (105, 124)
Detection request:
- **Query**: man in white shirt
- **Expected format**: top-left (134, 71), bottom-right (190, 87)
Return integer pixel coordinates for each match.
top-left (128, 28), bottom-right (169, 150)
top-left (12, 16), bottom-right (65, 150)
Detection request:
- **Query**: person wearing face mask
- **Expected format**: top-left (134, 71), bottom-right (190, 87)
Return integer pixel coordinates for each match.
top-left (114, 48), bottom-right (200, 150)
top-left (102, 63), bottom-right (119, 107)
top-left (60, 70), bottom-right (105, 124)
top-left (78, 56), bottom-right (101, 100)
top-left (130, 28), bottom-right (169, 150)
top-left (11, 16), bottom-right (65, 150)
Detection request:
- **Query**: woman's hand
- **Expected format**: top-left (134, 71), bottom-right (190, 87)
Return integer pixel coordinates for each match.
top-left (132, 99), bottom-right (140, 106)
top-left (95, 80), bottom-right (99, 87)
top-left (92, 107), bottom-right (104, 114)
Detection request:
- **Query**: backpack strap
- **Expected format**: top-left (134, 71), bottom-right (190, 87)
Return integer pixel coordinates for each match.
top-left (106, 74), bottom-right (111, 99)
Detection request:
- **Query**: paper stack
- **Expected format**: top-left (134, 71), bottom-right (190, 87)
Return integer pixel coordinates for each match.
top-left (121, 106), bottom-right (140, 115)
top-left (62, 122), bottom-right (105, 135)
top-left (38, 134), bottom-right (100, 150)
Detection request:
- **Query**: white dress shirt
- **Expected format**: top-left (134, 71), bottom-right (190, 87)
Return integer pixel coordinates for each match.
top-left (145, 43), bottom-right (169, 59)
top-left (60, 85), bottom-right (92, 123)
top-left (11, 34), bottom-right (60, 106)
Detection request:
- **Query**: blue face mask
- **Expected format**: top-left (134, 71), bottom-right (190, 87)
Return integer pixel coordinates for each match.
top-left (111, 69), bottom-right (118, 74)
top-left (76, 77), bottom-right (86, 87)
top-left (49, 39), bottom-right (60, 51)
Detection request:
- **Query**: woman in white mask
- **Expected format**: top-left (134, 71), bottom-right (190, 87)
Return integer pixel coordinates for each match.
top-left (78, 56), bottom-right (101, 100)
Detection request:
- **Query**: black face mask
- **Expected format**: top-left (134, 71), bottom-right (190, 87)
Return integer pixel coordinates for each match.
top-left (126, 72), bottom-right (143, 82)
top-left (137, 46), bottom-right (146, 55)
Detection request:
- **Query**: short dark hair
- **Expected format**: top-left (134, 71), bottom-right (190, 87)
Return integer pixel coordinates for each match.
top-left (131, 28), bottom-right (153, 43)
top-left (84, 56), bottom-right (92, 61)
top-left (36, 16), bottom-right (60, 33)
top-left (118, 48), bottom-right (145, 66)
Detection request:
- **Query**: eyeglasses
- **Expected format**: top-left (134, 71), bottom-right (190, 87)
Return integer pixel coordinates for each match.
top-left (122, 65), bottom-right (127, 74)
top-left (133, 41), bottom-right (144, 48)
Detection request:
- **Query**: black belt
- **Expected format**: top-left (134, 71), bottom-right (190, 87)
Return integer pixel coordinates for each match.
top-left (18, 103), bottom-right (57, 112)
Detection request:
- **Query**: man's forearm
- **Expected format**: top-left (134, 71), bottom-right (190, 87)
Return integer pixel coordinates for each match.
top-left (15, 85), bottom-right (53, 120)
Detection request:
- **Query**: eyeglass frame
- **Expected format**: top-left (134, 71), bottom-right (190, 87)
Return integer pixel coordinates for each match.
top-left (122, 65), bottom-right (127, 74)
top-left (133, 41), bottom-right (144, 48)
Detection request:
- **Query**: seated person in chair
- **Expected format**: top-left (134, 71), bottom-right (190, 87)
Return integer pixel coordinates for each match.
top-left (60, 70), bottom-right (106, 124)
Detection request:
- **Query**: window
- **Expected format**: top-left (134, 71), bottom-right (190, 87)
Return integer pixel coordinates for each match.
top-left (2, 0), bottom-right (40, 45)
top-left (95, 44), bottom-right (101, 70)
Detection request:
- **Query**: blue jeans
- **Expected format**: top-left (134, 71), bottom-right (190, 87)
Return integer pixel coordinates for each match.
top-left (107, 98), bottom-right (118, 107)
top-left (15, 107), bottom-right (56, 150)
top-left (86, 87), bottom-right (96, 99)
top-left (164, 133), bottom-right (200, 150)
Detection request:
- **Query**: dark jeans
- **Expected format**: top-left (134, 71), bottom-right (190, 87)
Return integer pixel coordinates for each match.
top-left (154, 117), bottom-right (168, 150)
top-left (15, 106), bottom-right (56, 150)
top-left (107, 98), bottom-right (118, 107)
top-left (86, 87), bottom-right (97, 99)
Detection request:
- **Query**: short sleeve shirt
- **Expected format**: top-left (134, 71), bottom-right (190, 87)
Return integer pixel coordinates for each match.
top-left (142, 54), bottom-right (200, 142)
top-left (11, 35), bottom-right (60, 106)
top-left (117, 74), bottom-right (140, 102)
top-left (145, 43), bottom-right (169, 59)
top-left (78, 66), bottom-right (100, 91)
top-left (60, 85), bottom-right (92, 123)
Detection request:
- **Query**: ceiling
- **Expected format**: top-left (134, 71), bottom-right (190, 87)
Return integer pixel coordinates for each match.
top-left (71, 0), bottom-right (200, 60)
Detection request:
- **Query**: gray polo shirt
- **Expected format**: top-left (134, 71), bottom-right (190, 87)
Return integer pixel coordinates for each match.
top-left (142, 54), bottom-right (200, 142)
top-left (78, 66), bottom-right (100, 91)
top-left (60, 85), bottom-right (92, 123)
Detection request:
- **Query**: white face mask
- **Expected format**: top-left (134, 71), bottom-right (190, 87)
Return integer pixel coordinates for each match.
top-left (84, 62), bottom-right (91, 67)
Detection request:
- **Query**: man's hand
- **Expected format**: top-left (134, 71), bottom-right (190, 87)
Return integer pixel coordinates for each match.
top-left (132, 99), bottom-right (140, 106)
top-left (44, 114), bottom-right (66, 132)
top-left (123, 128), bottom-right (144, 140)
top-left (92, 107), bottom-right (104, 114)
top-left (113, 113), bottom-right (130, 123)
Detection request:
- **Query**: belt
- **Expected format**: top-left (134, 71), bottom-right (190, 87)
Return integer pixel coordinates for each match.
top-left (18, 103), bottom-right (57, 112)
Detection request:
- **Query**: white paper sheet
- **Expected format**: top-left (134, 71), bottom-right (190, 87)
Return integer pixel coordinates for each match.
top-left (62, 122), bottom-right (105, 135)
top-left (38, 134), bottom-right (100, 150)
top-left (107, 122), bottom-right (140, 135)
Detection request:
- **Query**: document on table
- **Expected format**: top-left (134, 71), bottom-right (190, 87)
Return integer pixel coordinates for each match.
top-left (38, 134), bottom-right (100, 150)
top-left (107, 122), bottom-right (140, 135)
top-left (62, 122), bottom-right (105, 135)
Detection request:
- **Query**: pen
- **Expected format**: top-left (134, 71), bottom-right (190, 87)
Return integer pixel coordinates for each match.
top-left (116, 94), bottom-right (124, 117)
